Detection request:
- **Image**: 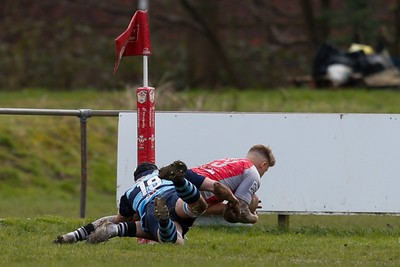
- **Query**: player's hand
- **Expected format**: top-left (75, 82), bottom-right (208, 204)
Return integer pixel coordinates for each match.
top-left (223, 202), bottom-right (239, 223)
top-left (249, 194), bottom-right (261, 214)
top-left (229, 197), bottom-right (240, 217)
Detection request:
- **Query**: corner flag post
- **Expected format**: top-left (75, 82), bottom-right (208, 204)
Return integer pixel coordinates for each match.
top-left (136, 0), bottom-right (155, 165)
top-left (113, 1), bottom-right (155, 166)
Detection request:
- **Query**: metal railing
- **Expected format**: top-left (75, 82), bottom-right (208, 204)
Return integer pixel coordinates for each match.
top-left (0, 108), bottom-right (135, 218)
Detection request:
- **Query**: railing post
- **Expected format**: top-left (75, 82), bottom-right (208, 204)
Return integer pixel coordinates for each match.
top-left (278, 214), bottom-right (289, 229)
top-left (79, 109), bottom-right (91, 218)
top-left (0, 108), bottom-right (130, 218)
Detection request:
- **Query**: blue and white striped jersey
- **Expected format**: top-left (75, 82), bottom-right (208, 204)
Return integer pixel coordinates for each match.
top-left (124, 170), bottom-right (174, 218)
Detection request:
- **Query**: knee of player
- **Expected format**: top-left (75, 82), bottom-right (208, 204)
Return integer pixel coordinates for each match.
top-left (174, 234), bottom-right (185, 245)
top-left (193, 197), bottom-right (208, 216)
top-left (176, 240), bottom-right (185, 245)
top-left (199, 197), bottom-right (208, 213)
top-left (158, 226), bottom-right (185, 245)
top-left (183, 197), bottom-right (208, 217)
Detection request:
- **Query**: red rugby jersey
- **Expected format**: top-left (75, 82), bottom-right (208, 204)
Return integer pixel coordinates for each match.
top-left (191, 158), bottom-right (261, 205)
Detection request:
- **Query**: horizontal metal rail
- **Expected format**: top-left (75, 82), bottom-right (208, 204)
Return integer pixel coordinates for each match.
top-left (0, 108), bottom-right (135, 117)
top-left (0, 108), bottom-right (136, 218)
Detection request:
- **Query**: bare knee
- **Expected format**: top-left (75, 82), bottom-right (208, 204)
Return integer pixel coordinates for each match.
top-left (192, 197), bottom-right (208, 216)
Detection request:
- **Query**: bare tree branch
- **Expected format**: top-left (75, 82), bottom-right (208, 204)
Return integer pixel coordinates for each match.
top-left (179, 0), bottom-right (244, 88)
top-left (155, 14), bottom-right (202, 32)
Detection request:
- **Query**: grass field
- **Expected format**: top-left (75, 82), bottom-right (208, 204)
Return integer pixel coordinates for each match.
top-left (2, 216), bottom-right (400, 266)
top-left (1, 88), bottom-right (400, 266)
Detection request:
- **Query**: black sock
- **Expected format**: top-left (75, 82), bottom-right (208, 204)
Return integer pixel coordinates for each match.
top-left (71, 223), bottom-right (94, 241)
top-left (117, 222), bottom-right (137, 237)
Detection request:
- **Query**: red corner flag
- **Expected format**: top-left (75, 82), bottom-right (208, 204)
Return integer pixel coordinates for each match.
top-left (114, 10), bottom-right (151, 74)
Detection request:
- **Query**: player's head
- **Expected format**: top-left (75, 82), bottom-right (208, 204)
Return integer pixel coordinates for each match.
top-left (247, 144), bottom-right (275, 177)
top-left (134, 162), bottom-right (158, 181)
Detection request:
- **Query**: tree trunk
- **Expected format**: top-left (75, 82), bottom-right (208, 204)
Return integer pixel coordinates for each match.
top-left (319, 0), bottom-right (331, 41)
top-left (300, 0), bottom-right (317, 49)
top-left (185, 1), bottom-right (219, 88)
top-left (181, 0), bottom-right (243, 89)
top-left (394, 0), bottom-right (400, 55)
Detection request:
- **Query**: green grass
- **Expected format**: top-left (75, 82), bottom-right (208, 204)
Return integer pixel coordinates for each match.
top-left (182, 88), bottom-right (400, 113)
top-left (2, 87), bottom-right (400, 266)
top-left (2, 216), bottom-right (400, 266)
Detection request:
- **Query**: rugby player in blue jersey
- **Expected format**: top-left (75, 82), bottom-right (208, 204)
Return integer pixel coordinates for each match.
top-left (54, 160), bottom-right (239, 245)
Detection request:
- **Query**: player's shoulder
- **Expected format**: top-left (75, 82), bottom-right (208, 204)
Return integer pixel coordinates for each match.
top-left (233, 158), bottom-right (255, 169)
top-left (220, 157), bottom-right (251, 164)
top-left (218, 158), bottom-right (254, 169)
top-left (244, 164), bottom-right (261, 182)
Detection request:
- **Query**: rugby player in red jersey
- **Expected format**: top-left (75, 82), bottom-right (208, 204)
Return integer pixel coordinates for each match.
top-left (185, 144), bottom-right (275, 224)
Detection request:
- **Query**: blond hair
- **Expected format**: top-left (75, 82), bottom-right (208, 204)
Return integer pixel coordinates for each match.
top-left (247, 144), bottom-right (275, 167)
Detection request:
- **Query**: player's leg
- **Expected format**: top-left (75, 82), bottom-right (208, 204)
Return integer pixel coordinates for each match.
top-left (54, 215), bottom-right (117, 244)
top-left (159, 161), bottom-right (206, 212)
top-left (100, 193), bottom-right (185, 244)
top-left (153, 196), bottom-right (184, 244)
top-left (174, 197), bottom-right (206, 219)
top-left (159, 161), bottom-right (208, 219)
top-left (86, 219), bottom-right (143, 244)
top-left (85, 187), bottom-right (154, 244)
top-left (86, 196), bottom-right (183, 244)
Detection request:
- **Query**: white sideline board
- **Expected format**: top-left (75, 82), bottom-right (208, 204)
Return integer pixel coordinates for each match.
top-left (117, 112), bottom-right (400, 214)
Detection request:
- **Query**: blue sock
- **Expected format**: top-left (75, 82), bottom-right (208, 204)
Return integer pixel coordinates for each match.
top-left (175, 179), bottom-right (200, 204)
top-left (159, 219), bottom-right (177, 243)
